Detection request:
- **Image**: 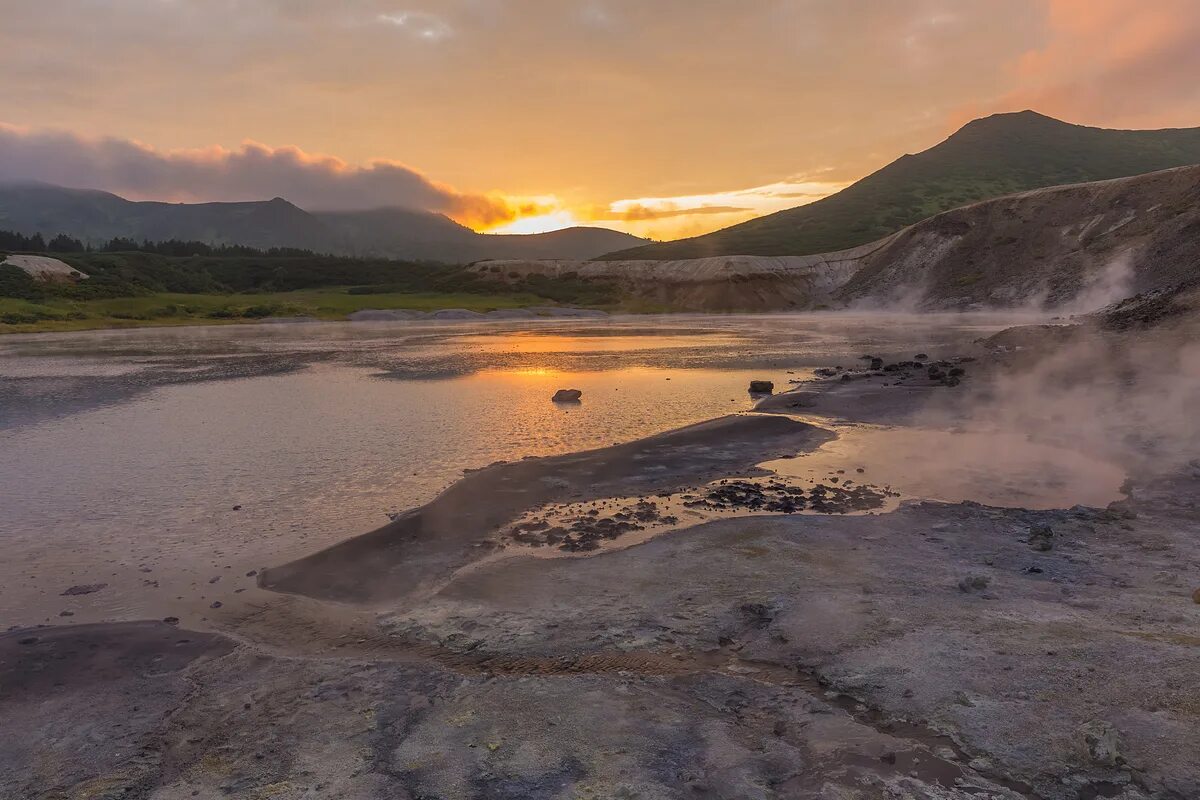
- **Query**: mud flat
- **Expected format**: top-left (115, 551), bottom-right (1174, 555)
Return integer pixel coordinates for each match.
top-left (4, 331), bottom-right (1199, 799)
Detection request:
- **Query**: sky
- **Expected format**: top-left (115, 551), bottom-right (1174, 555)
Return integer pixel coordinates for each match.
top-left (2, 0), bottom-right (1199, 239)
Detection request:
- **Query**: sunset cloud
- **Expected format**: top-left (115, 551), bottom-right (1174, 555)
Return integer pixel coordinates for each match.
top-left (957, 0), bottom-right (1200, 128)
top-left (0, 123), bottom-right (528, 227)
top-left (2, 2), bottom-right (1198, 241)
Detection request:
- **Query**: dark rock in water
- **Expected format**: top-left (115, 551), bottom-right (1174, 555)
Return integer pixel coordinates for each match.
top-left (948, 366), bottom-right (966, 378)
top-left (927, 367), bottom-right (944, 380)
top-left (163, 616), bottom-right (180, 625)
top-left (748, 380), bottom-right (774, 394)
top-left (915, 353), bottom-right (929, 360)
top-left (869, 357), bottom-right (884, 370)
top-left (813, 368), bottom-right (838, 378)
top-left (552, 389), bottom-right (583, 402)
top-left (958, 574), bottom-right (991, 593)
top-left (839, 374), bottom-right (852, 382)
top-left (1029, 524), bottom-right (1055, 551)
top-left (61, 583), bottom-right (107, 596)
top-left (209, 601), bottom-right (223, 609)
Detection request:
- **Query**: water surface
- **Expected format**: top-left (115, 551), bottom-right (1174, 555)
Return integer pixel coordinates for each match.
top-left (1, 313), bottom-right (1048, 626)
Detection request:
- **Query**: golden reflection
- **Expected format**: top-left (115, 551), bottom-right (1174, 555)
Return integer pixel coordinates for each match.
top-left (504, 367), bottom-right (564, 377)
top-left (456, 332), bottom-right (743, 354)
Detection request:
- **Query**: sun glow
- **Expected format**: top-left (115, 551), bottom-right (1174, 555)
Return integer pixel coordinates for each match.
top-left (484, 210), bottom-right (581, 235)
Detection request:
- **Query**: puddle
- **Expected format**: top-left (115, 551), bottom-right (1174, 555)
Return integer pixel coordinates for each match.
top-left (765, 425), bottom-right (1127, 510)
top-left (495, 474), bottom-right (900, 557)
top-left (491, 422), bottom-right (1127, 560)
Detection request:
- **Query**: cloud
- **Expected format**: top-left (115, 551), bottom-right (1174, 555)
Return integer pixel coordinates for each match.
top-left (957, 0), bottom-right (1200, 127)
top-left (376, 10), bottom-right (453, 41)
top-left (589, 204), bottom-right (749, 222)
top-left (0, 123), bottom-right (526, 226)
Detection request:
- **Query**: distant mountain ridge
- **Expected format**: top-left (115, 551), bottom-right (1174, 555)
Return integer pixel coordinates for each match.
top-left (0, 182), bottom-right (646, 263)
top-left (601, 111), bottom-right (1200, 260)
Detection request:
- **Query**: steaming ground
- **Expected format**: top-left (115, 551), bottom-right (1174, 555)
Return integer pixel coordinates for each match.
top-left (4, 313), bottom-right (1200, 799)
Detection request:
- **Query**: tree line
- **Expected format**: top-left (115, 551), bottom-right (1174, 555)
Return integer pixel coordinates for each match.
top-left (0, 228), bottom-right (318, 258)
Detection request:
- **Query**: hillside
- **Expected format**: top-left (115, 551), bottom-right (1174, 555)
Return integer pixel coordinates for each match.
top-left (475, 165), bottom-right (1200, 312)
top-left (0, 183), bottom-right (646, 263)
top-left (602, 111), bottom-right (1200, 260)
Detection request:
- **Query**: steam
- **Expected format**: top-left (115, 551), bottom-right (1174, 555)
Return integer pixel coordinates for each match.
top-left (920, 321), bottom-right (1200, 474)
top-left (1058, 251), bottom-right (1136, 314)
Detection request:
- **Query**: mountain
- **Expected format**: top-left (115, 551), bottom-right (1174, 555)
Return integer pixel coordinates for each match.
top-left (313, 208), bottom-right (647, 262)
top-left (0, 182), bottom-right (646, 262)
top-left (474, 165), bottom-right (1200, 312)
top-left (601, 111), bottom-right (1200, 260)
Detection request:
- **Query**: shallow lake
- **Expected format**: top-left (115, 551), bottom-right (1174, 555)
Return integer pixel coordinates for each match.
top-left (1, 312), bottom-right (1056, 626)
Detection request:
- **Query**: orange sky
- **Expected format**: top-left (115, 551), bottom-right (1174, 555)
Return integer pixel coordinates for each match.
top-left (3, 1), bottom-right (1199, 239)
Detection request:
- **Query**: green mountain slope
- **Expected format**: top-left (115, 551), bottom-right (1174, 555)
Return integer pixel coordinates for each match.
top-left (0, 183), bottom-right (647, 263)
top-left (601, 111), bottom-right (1200, 260)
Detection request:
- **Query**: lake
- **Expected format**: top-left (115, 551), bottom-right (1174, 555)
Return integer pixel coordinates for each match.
top-left (0, 313), bottom-right (1036, 627)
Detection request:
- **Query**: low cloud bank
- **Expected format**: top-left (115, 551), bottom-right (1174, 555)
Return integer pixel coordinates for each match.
top-left (0, 123), bottom-right (527, 227)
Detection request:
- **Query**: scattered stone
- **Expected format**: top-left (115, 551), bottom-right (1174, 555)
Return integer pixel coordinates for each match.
top-left (748, 380), bottom-right (774, 394)
top-left (58, 610), bottom-right (74, 617)
top-left (209, 601), bottom-right (223, 609)
top-left (958, 574), bottom-right (991, 593)
top-left (232, 504), bottom-right (242, 511)
top-left (1078, 721), bottom-right (1123, 767)
top-left (163, 616), bottom-right (180, 625)
top-left (551, 389), bottom-right (582, 402)
top-left (60, 583), bottom-right (107, 596)
top-left (1029, 524), bottom-right (1055, 551)
top-left (914, 353), bottom-right (929, 360)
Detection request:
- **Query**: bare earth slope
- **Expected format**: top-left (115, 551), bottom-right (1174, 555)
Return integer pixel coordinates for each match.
top-left (474, 164), bottom-right (1200, 312)
top-left (837, 164), bottom-right (1200, 310)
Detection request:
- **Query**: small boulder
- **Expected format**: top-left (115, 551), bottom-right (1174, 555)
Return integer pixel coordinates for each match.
top-left (748, 380), bottom-right (774, 394)
top-left (1077, 721), bottom-right (1123, 767)
top-left (958, 574), bottom-right (990, 593)
top-left (552, 389), bottom-right (582, 402)
top-left (1192, 587), bottom-right (1200, 604)
top-left (1029, 524), bottom-right (1055, 551)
